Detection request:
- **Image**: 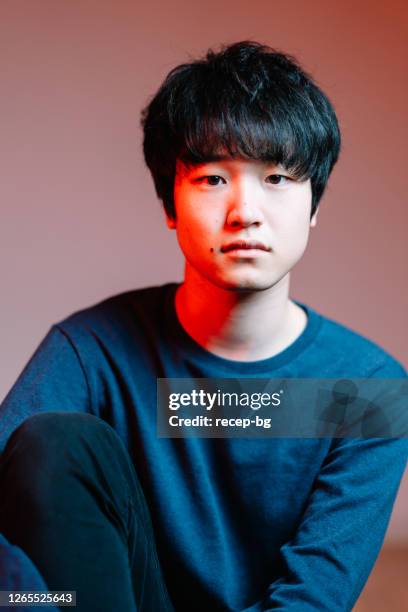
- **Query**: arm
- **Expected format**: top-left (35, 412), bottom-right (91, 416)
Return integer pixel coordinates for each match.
top-left (242, 435), bottom-right (407, 611)
top-left (0, 325), bottom-right (91, 453)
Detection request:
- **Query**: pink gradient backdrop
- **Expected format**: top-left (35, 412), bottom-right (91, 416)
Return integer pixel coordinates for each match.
top-left (1, 1), bottom-right (407, 540)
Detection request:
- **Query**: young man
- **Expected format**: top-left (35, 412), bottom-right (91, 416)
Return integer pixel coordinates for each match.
top-left (0, 41), bottom-right (406, 611)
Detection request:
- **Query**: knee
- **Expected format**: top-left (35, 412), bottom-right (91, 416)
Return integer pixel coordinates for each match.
top-left (3, 412), bottom-right (115, 473)
top-left (12, 412), bottom-right (109, 448)
top-left (1, 413), bottom-right (120, 507)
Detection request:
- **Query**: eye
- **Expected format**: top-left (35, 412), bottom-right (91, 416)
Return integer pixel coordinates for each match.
top-left (266, 174), bottom-right (290, 185)
top-left (196, 175), bottom-right (226, 186)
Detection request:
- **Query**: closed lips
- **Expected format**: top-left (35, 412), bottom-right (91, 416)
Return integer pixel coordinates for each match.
top-left (220, 241), bottom-right (271, 253)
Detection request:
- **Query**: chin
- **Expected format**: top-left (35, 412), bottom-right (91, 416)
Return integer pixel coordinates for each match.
top-left (211, 273), bottom-right (287, 293)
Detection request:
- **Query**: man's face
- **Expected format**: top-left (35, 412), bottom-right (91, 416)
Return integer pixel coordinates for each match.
top-left (168, 158), bottom-right (316, 292)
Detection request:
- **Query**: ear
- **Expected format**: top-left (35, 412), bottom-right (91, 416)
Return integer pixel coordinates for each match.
top-left (166, 214), bottom-right (176, 229)
top-left (310, 208), bottom-right (319, 228)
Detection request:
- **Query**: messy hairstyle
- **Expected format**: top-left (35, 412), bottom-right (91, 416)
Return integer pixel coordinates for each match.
top-left (141, 41), bottom-right (341, 218)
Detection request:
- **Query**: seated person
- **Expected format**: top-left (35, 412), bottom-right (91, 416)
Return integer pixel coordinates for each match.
top-left (0, 41), bottom-right (406, 612)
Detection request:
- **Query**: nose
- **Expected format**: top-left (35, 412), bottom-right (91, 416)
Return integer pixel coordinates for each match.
top-left (225, 183), bottom-right (264, 229)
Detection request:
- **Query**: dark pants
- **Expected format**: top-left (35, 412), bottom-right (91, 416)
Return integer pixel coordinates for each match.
top-left (0, 412), bottom-right (175, 612)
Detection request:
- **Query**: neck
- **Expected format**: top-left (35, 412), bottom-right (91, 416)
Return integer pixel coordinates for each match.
top-left (175, 268), bottom-right (307, 361)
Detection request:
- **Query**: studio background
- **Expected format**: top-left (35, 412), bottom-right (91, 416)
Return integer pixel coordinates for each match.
top-left (1, 1), bottom-right (407, 607)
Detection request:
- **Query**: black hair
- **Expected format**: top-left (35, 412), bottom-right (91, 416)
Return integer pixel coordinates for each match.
top-left (141, 41), bottom-right (341, 218)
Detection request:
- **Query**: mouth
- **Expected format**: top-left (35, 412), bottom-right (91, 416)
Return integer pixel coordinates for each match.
top-left (220, 240), bottom-right (271, 253)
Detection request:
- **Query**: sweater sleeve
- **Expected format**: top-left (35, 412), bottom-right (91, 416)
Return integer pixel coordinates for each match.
top-left (0, 325), bottom-right (91, 453)
top-left (242, 357), bottom-right (407, 611)
top-left (241, 435), bottom-right (407, 611)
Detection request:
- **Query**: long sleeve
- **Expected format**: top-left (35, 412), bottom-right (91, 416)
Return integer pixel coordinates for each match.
top-left (241, 435), bottom-right (407, 611)
top-left (0, 325), bottom-right (91, 453)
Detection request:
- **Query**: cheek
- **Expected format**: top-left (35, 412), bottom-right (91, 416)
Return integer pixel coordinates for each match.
top-left (175, 215), bottom-right (217, 256)
top-left (182, 209), bottom-right (223, 239)
top-left (276, 214), bottom-right (311, 258)
top-left (283, 185), bottom-right (313, 239)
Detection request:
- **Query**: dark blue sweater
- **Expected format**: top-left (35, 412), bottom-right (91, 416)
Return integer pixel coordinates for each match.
top-left (1, 284), bottom-right (407, 611)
